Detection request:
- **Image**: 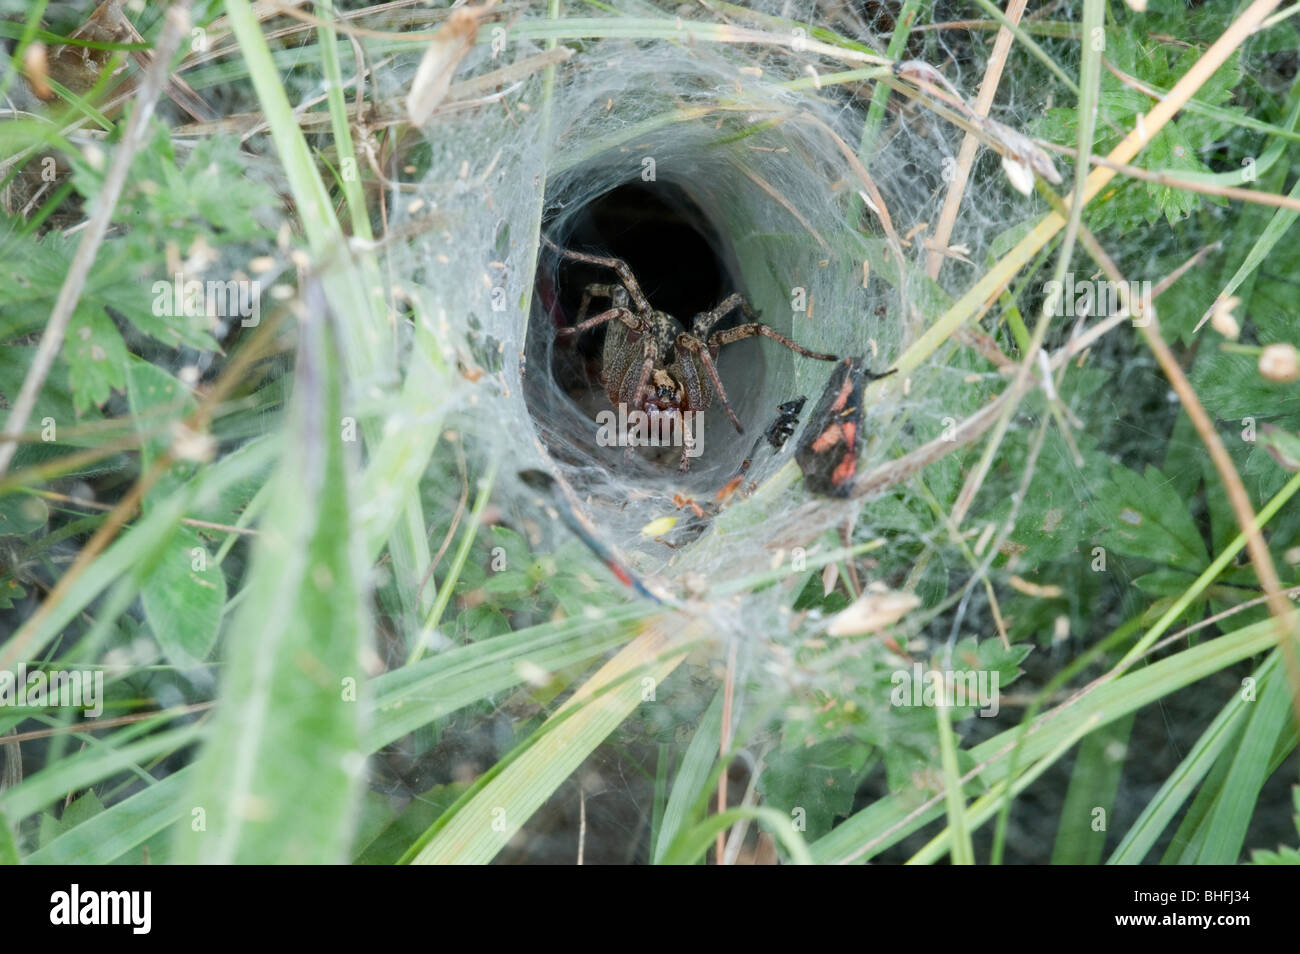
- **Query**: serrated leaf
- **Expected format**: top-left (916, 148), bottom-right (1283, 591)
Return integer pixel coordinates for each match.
top-left (759, 741), bottom-right (863, 841)
top-left (71, 122), bottom-right (274, 246)
top-left (37, 791), bottom-right (104, 848)
top-left (1097, 465), bottom-right (1209, 569)
top-left (1249, 846), bottom-right (1300, 864)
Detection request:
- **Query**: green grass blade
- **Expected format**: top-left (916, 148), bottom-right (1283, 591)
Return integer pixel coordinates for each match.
top-left (1051, 713), bottom-right (1134, 864)
top-left (25, 768), bottom-right (192, 865)
top-left (0, 434), bottom-right (275, 675)
top-left (26, 609), bottom-right (639, 862)
top-left (907, 714), bottom-right (1104, 865)
top-left (407, 621), bottom-right (699, 864)
top-left (1108, 651), bottom-right (1278, 864)
top-left (174, 303), bottom-right (369, 864)
top-left (652, 688), bottom-right (722, 863)
top-left (813, 615), bottom-right (1281, 863)
top-left (0, 808), bottom-right (19, 864)
top-left (0, 724), bottom-right (200, 822)
top-left (368, 609), bottom-right (642, 751)
top-left (1196, 664), bottom-right (1296, 863)
top-left (661, 806), bottom-right (813, 865)
top-left (936, 700), bottom-right (974, 865)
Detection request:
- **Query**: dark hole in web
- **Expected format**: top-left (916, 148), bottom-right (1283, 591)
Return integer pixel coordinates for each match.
top-left (542, 181), bottom-right (734, 374)
top-left (529, 179), bottom-right (762, 484)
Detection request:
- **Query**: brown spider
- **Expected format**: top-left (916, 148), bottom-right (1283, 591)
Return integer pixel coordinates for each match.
top-left (546, 237), bottom-right (839, 470)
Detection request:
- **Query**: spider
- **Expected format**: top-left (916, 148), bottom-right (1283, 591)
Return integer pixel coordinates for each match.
top-left (546, 237), bottom-right (839, 470)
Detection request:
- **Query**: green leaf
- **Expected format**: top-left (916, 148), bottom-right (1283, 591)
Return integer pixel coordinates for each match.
top-left (1250, 845), bottom-right (1300, 864)
top-left (126, 358), bottom-right (200, 498)
top-left (661, 806), bottom-right (813, 865)
top-left (1097, 465), bottom-right (1209, 569)
top-left (70, 120), bottom-right (275, 248)
top-left (653, 689), bottom-right (722, 863)
top-left (353, 783), bottom-right (467, 864)
top-left (992, 423), bottom-right (1109, 568)
top-left (64, 304), bottom-right (129, 413)
top-left (38, 790), bottom-right (105, 847)
top-left (1191, 349), bottom-right (1300, 428)
top-left (124, 360), bottom-right (225, 665)
top-left (1132, 568), bottom-right (1201, 598)
top-left (481, 569), bottom-right (534, 595)
top-left (0, 343), bottom-right (103, 455)
top-left (138, 526), bottom-right (226, 666)
top-left (453, 603), bottom-right (510, 641)
top-left (26, 611), bottom-right (636, 863)
top-left (1038, 32), bottom-right (1242, 232)
top-left (0, 724), bottom-right (202, 822)
top-left (760, 739), bottom-right (867, 841)
top-left (0, 436), bottom-right (278, 677)
top-left (813, 615), bottom-right (1281, 863)
top-left (405, 625), bottom-right (693, 864)
top-left (0, 494), bottom-right (49, 537)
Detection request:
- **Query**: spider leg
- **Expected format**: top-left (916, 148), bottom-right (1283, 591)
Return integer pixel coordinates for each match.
top-left (543, 236), bottom-right (653, 315)
top-left (555, 306), bottom-right (640, 338)
top-left (677, 333), bottom-right (744, 433)
top-left (625, 336), bottom-right (657, 411)
top-left (575, 283), bottom-right (625, 325)
top-left (708, 322), bottom-right (838, 361)
top-left (691, 292), bottom-right (758, 340)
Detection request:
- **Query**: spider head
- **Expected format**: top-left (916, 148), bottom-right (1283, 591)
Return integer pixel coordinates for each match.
top-left (643, 368), bottom-right (686, 426)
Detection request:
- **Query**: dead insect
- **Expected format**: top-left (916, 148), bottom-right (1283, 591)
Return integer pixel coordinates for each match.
top-left (765, 396), bottom-right (807, 450)
top-left (734, 395), bottom-right (809, 481)
top-left (546, 236), bottom-right (839, 470)
top-left (795, 357), bottom-right (894, 497)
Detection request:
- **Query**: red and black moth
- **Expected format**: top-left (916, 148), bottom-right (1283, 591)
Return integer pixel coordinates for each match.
top-left (795, 357), bottom-right (895, 497)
